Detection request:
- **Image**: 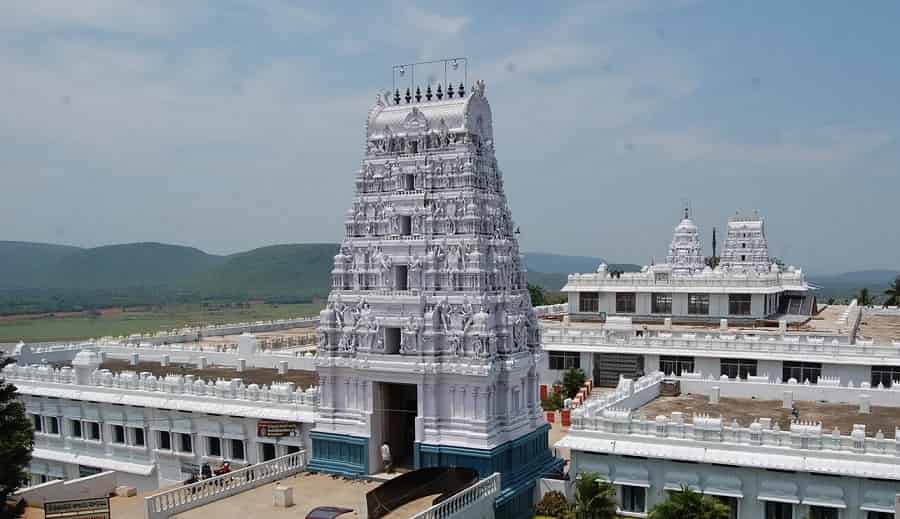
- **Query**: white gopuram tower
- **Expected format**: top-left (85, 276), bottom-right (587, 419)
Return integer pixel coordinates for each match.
top-left (665, 206), bottom-right (705, 274)
top-left (720, 212), bottom-right (770, 272)
top-left (308, 62), bottom-right (561, 518)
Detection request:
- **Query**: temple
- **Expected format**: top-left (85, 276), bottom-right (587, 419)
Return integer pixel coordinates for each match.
top-left (306, 73), bottom-right (562, 518)
top-left (562, 208), bottom-right (814, 324)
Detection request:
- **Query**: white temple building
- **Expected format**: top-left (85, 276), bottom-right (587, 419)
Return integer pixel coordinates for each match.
top-left (561, 209), bottom-right (814, 325)
top-left (306, 74), bottom-right (561, 518)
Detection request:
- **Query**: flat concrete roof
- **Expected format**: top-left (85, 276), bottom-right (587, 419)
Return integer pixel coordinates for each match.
top-left (638, 394), bottom-right (900, 438)
top-left (98, 359), bottom-right (318, 388)
top-left (858, 313), bottom-right (900, 343)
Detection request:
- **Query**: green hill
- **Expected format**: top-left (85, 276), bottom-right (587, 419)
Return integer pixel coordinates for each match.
top-left (194, 244), bottom-right (336, 302)
top-left (0, 241), bottom-right (338, 314)
top-left (0, 241), bottom-right (83, 289)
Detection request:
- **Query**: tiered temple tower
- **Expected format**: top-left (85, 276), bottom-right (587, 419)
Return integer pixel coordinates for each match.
top-left (665, 207), bottom-right (705, 274)
top-left (307, 72), bottom-right (561, 518)
top-left (719, 212), bottom-right (770, 272)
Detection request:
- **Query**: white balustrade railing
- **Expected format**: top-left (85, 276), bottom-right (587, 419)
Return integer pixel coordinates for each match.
top-left (540, 321), bottom-right (900, 361)
top-left (144, 451), bottom-right (306, 519)
top-left (410, 472), bottom-right (501, 519)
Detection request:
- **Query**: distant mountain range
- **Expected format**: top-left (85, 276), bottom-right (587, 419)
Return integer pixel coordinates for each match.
top-left (0, 240), bottom-right (892, 314)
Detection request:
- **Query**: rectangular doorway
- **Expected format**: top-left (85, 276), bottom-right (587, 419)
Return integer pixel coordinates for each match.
top-left (374, 382), bottom-right (417, 472)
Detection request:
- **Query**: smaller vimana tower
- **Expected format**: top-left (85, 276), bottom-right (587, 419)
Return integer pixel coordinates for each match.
top-left (307, 60), bottom-right (562, 518)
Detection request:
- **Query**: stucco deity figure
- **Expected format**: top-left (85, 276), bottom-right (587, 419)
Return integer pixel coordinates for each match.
top-left (448, 333), bottom-right (463, 357)
top-left (409, 253), bottom-right (423, 288)
top-left (317, 330), bottom-right (328, 349)
top-left (377, 251), bottom-right (393, 289)
top-left (338, 332), bottom-right (351, 352)
top-left (436, 297), bottom-right (452, 332)
top-left (334, 298), bottom-right (346, 329)
top-left (513, 316), bottom-right (527, 351)
top-left (460, 296), bottom-right (474, 332)
top-left (400, 316), bottom-right (420, 353)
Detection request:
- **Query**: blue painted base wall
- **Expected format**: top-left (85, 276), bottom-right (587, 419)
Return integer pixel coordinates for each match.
top-left (416, 425), bottom-right (564, 519)
top-left (306, 431), bottom-right (369, 477)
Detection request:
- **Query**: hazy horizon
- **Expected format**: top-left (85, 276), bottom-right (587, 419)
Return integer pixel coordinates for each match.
top-left (2, 2), bottom-right (899, 274)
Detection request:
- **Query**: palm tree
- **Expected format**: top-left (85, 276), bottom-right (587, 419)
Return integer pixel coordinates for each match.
top-left (857, 287), bottom-right (874, 307)
top-left (885, 276), bottom-right (900, 307)
top-left (571, 472), bottom-right (618, 519)
top-left (648, 486), bottom-right (729, 519)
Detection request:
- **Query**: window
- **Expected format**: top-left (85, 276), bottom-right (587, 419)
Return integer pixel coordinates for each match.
top-left (87, 421), bottom-right (101, 441)
top-left (47, 416), bottom-right (59, 435)
top-left (32, 414), bottom-right (42, 433)
top-left (721, 358), bottom-right (758, 379)
top-left (660, 355), bottom-right (694, 376)
top-left (260, 442), bottom-right (276, 461)
top-left (579, 292), bottom-right (599, 313)
top-left (179, 433), bottom-right (193, 453)
top-left (132, 427), bottom-right (145, 447)
top-left (112, 424), bottom-right (125, 444)
top-left (229, 439), bottom-right (245, 461)
top-left (384, 327), bottom-right (401, 354)
top-left (688, 294), bottom-right (710, 315)
top-left (728, 294), bottom-right (752, 315)
top-left (652, 293), bottom-right (672, 314)
top-left (206, 437), bottom-right (222, 457)
top-left (548, 352), bottom-right (580, 370)
top-left (764, 501), bottom-right (792, 519)
top-left (399, 215), bottom-right (411, 235)
top-left (157, 431), bottom-right (172, 450)
top-left (783, 361), bottom-right (822, 384)
top-left (70, 420), bottom-right (82, 438)
top-left (867, 512), bottom-right (893, 519)
top-left (394, 265), bottom-right (408, 291)
top-left (655, 272), bottom-right (670, 283)
top-left (871, 366), bottom-right (900, 388)
top-left (616, 293), bottom-right (636, 313)
top-left (809, 506), bottom-right (839, 519)
top-left (620, 486), bottom-right (646, 513)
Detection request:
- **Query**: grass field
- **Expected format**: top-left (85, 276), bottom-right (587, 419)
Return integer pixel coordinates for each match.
top-left (0, 303), bottom-right (322, 343)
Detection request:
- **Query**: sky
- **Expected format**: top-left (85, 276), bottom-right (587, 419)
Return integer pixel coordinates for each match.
top-left (1, 1), bottom-right (899, 275)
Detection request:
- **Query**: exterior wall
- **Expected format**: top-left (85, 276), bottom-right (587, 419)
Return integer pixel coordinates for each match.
top-left (694, 357), bottom-right (720, 377)
top-left (14, 471), bottom-right (116, 507)
top-left (823, 363), bottom-right (872, 386)
top-left (570, 451), bottom-right (900, 519)
top-left (21, 394), bottom-right (308, 491)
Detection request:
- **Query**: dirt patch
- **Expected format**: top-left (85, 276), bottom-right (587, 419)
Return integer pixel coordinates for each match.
top-left (99, 359), bottom-right (318, 389)
top-left (640, 393), bottom-right (900, 438)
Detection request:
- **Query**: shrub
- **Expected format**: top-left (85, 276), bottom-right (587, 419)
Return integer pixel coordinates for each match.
top-left (535, 490), bottom-right (570, 518)
top-left (562, 368), bottom-right (587, 399)
top-left (541, 390), bottom-right (564, 411)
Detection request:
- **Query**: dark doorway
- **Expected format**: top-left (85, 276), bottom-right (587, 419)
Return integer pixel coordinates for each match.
top-left (377, 383), bottom-right (417, 471)
top-left (260, 442), bottom-right (276, 461)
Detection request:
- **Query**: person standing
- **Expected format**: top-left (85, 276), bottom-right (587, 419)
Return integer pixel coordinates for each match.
top-left (380, 442), bottom-right (392, 473)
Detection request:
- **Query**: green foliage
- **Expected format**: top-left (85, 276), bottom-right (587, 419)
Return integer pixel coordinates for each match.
top-left (885, 276), bottom-right (900, 306)
top-left (535, 491), bottom-right (570, 518)
top-left (648, 487), bottom-right (729, 519)
top-left (572, 472), bottom-right (618, 519)
top-left (0, 355), bottom-right (34, 518)
top-left (541, 390), bottom-right (564, 411)
top-left (858, 287), bottom-right (874, 306)
top-left (528, 284), bottom-right (546, 306)
top-left (562, 368), bottom-right (587, 399)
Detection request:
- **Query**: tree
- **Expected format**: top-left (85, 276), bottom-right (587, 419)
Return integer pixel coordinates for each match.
top-left (571, 472), bottom-right (618, 519)
top-left (648, 486), bottom-right (729, 519)
top-left (0, 355), bottom-right (33, 519)
top-left (528, 283), bottom-right (546, 306)
top-left (857, 287), bottom-right (874, 306)
top-left (885, 276), bottom-right (900, 307)
top-left (562, 367), bottom-right (587, 399)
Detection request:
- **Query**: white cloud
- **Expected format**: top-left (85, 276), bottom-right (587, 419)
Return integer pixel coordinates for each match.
top-left (0, 0), bottom-right (181, 36)
top-left (631, 125), bottom-right (893, 163)
top-left (403, 5), bottom-right (470, 37)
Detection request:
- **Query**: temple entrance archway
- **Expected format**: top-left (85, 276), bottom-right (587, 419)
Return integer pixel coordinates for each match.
top-left (372, 382), bottom-right (417, 472)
